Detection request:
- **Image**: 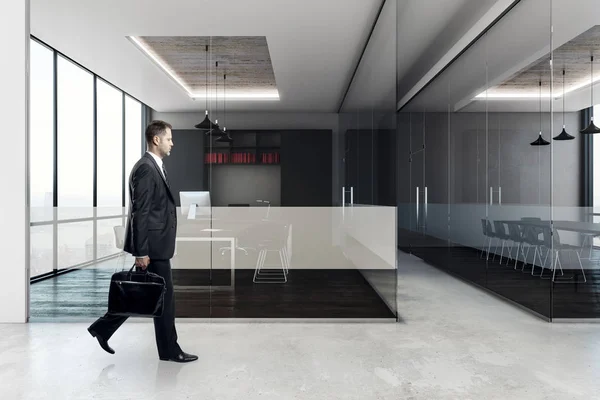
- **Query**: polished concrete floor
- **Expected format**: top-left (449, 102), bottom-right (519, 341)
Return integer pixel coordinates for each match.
top-left (2, 251), bottom-right (600, 399)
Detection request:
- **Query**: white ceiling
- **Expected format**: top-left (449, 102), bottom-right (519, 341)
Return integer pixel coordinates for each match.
top-left (339, 0), bottom-right (508, 113)
top-left (402, 0), bottom-right (600, 113)
top-left (395, 0), bottom-right (501, 104)
top-left (30, 0), bottom-right (382, 113)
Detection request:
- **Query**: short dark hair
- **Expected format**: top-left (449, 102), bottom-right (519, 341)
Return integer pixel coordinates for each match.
top-left (145, 120), bottom-right (172, 144)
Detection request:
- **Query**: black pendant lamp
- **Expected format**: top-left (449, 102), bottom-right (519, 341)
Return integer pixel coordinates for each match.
top-left (531, 80), bottom-right (550, 146)
top-left (216, 72), bottom-right (233, 143)
top-left (205, 61), bottom-right (224, 136)
top-left (195, 43), bottom-right (218, 132)
top-left (553, 69), bottom-right (575, 140)
top-left (581, 55), bottom-right (600, 134)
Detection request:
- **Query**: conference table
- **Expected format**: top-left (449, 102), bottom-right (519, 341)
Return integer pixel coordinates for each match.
top-left (498, 220), bottom-right (600, 235)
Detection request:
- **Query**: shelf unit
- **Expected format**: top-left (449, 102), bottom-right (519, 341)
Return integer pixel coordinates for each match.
top-left (204, 130), bottom-right (281, 165)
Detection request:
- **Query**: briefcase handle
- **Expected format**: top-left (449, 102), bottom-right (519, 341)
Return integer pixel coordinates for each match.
top-left (127, 264), bottom-right (151, 282)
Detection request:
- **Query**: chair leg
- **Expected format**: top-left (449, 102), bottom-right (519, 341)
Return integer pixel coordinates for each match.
top-left (505, 242), bottom-right (513, 265)
top-left (253, 249), bottom-right (265, 283)
top-left (515, 243), bottom-right (525, 269)
top-left (278, 250), bottom-right (288, 280)
top-left (254, 248), bottom-right (287, 284)
top-left (282, 247), bottom-right (290, 274)
top-left (544, 250), bottom-right (559, 280)
top-left (530, 247), bottom-right (538, 275)
top-left (576, 251), bottom-right (587, 283)
top-left (551, 251), bottom-right (560, 282)
top-left (521, 246), bottom-right (531, 271)
top-left (253, 249), bottom-right (268, 282)
top-left (481, 237), bottom-right (490, 259)
top-left (499, 240), bottom-right (506, 264)
top-left (487, 238), bottom-right (494, 260)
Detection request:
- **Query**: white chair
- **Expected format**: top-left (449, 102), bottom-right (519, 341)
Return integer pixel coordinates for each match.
top-left (253, 223), bottom-right (291, 284)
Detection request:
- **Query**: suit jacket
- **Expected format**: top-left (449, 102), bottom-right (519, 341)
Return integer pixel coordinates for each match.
top-left (124, 152), bottom-right (177, 260)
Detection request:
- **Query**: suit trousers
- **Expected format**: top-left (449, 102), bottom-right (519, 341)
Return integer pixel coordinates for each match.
top-left (89, 259), bottom-right (181, 358)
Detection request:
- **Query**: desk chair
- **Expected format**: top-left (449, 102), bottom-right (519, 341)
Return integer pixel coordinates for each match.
top-left (253, 222), bottom-right (291, 284)
top-left (505, 222), bottom-right (524, 267)
top-left (492, 221), bottom-right (510, 263)
top-left (539, 226), bottom-right (586, 283)
top-left (518, 222), bottom-right (545, 274)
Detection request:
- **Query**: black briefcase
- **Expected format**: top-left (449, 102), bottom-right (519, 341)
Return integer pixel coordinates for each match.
top-left (107, 265), bottom-right (166, 317)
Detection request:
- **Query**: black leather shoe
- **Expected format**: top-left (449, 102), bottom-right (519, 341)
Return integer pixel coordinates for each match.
top-left (88, 328), bottom-right (115, 355)
top-left (160, 352), bottom-right (198, 363)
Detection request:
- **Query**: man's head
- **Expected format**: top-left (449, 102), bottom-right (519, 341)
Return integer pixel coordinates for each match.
top-left (145, 120), bottom-right (173, 158)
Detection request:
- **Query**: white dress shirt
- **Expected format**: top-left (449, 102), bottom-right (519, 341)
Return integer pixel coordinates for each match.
top-left (146, 151), bottom-right (166, 180)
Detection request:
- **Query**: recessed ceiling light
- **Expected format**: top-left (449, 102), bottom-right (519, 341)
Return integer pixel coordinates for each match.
top-left (190, 92), bottom-right (280, 101)
top-left (474, 74), bottom-right (600, 100)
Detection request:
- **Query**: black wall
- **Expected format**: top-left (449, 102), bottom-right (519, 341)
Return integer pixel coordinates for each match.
top-left (281, 130), bottom-right (333, 206)
top-left (164, 129), bottom-right (205, 206)
top-left (345, 128), bottom-right (396, 206)
top-left (167, 129), bottom-right (333, 207)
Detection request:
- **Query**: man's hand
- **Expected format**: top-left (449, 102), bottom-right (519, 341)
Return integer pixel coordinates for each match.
top-left (135, 256), bottom-right (150, 270)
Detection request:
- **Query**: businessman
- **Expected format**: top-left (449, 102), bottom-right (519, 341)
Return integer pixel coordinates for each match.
top-left (88, 120), bottom-right (197, 363)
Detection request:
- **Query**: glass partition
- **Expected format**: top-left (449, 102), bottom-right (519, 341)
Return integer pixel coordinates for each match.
top-left (29, 206), bottom-right (398, 319)
top-left (550, 0), bottom-right (600, 319)
top-left (398, 0), bottom-right (559, 319)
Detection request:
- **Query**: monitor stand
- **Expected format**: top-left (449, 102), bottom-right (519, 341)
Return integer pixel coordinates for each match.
top-left (187, 203), bottom-right (197, 220)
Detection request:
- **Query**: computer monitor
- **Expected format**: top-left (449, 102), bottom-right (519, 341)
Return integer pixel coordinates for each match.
top-left (180, 191), bottom-right (211, 219)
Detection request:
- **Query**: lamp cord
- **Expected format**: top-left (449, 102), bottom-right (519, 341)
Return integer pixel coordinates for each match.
top-left (563, 69), bottom-right (565, 128)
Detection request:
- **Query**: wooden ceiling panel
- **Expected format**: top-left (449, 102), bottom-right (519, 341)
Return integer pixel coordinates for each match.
top-left (137, 36), bottom-right (277, 95)
top-left (488, 25), bottom-right (600, 95)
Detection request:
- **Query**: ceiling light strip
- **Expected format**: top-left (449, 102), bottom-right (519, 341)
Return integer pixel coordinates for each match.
top-left (128, 36), bottom-right (194, 96)
top-left (475, 74), bottom-right (600, 99)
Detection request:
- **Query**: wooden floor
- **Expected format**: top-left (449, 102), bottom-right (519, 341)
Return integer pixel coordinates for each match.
top-left (29, 259), bottom-right (396, 319)
top-left (404, 229), bottom-right (600, 319)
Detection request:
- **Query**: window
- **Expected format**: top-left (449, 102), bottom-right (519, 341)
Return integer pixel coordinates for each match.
top-left (96, 79), bottom-right (123, 217)
top-left (28, 37), bottom-right (146, 279)
top-left (30, 225), bottom-right (53, 276)
top-left (96, 218), bottom-right (123, 258)
top-left (29, 39), bottom-right (54, 223)
top-left (57, 221), bottom-right (93, 269)
top-left (125, 96), bottom-right (142, 209)
top-left (57, 56), bottom-right (94, 220)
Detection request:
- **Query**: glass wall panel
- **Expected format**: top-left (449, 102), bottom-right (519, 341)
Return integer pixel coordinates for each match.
top-left (96, 218), bottom-right (122, 259)
top-left (57, 221), bottom-right (94, 269)
top-left (551, 0), bottom-right (600, 319)
top-left (96, 79), bottom-right (124, 217)
top-left (124, 95), bottom-right (142, 211)
top-left (30, 225), bottom-right (53, 276)
top-left (29, 39), bottom-right (54, 223)
top-left (398, 0), bottom-right (554, 319)
top-left (57, 56), bottom-right (94, 220)
top-left (337, 0), bottom-right (398, 318)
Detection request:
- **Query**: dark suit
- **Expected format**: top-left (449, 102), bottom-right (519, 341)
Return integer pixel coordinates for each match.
top-left (89, 152), bottom-right (181, 358)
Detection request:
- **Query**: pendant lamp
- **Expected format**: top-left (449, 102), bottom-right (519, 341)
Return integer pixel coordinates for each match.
top-left (581, 55), bottom-right (600, 134)
top-left (206, 61), bottom-right (224, 136)
top-left (531, 80), bottom-right (550, 146)
top-left (553, 69), bottom-right (575, 140)
top-left (195, 43), bottom-right (218, 132)
top-left (216, 72), bottom-right (233, 143)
